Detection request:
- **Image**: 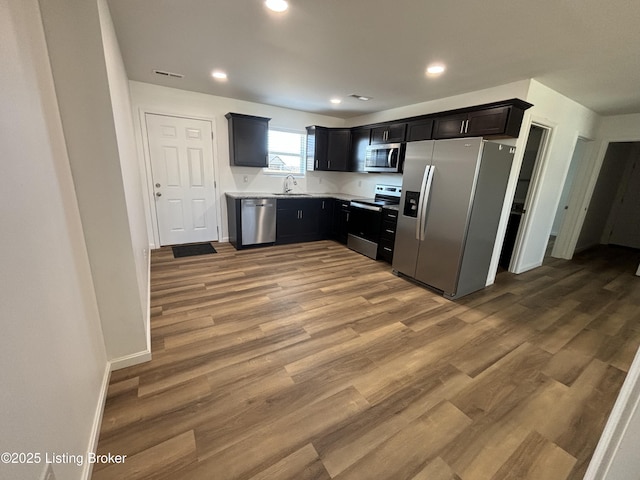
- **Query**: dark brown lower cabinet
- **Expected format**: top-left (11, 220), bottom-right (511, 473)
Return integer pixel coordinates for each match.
top-left (331, 200), bottom-right (350, 244)
top-left (276, 198), bottom-right (332, 244)
top-left (378, 207), bottom-right (398, 263)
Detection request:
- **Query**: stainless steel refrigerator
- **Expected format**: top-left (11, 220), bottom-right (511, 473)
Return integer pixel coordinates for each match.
top-left (393, 137), bottom-right (515, 299)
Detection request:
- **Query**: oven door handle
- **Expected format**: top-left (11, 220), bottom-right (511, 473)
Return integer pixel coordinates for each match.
top-left (418, 166), bottom-right (435, 241)
top-left (350, 202), bottom-right (382, 212)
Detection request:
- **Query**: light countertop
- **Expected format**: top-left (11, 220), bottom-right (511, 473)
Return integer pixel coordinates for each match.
top-left (225, 192), bottom-right (367, 201)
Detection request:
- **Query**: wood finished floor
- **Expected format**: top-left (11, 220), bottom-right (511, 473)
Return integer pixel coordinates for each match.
top-left (93, 241), bottom-right (640, 480)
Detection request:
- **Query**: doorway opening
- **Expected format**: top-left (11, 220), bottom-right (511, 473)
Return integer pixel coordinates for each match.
top-left (499, 124), bottom-right (550, 270)
top-left (575, 141), bottom-right (640, 253)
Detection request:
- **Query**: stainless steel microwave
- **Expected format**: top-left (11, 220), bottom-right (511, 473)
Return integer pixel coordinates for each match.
top-left (364, 143), bottom-right (405, 173)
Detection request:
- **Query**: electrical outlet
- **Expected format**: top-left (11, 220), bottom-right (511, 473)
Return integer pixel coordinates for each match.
top-left (41, 464), bottom-right (56, 480)
top-left (358, 180), bottom-right (362, 187)
top-left (243, 175), bottom-right (248, 183)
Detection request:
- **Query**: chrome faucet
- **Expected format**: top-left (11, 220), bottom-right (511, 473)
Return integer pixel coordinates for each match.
top-left (283, 174), bottom-right (297, 193)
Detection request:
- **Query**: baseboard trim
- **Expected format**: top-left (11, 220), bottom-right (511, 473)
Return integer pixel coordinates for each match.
top-left (110, 349), bottom-right (152, 371)
top-left (81, 362), bottom-right (111, 480)
top-left (145, 250), bottom-right (151, 354)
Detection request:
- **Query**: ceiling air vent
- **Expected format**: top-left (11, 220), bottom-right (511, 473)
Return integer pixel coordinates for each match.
top-left (348, 94), bottom-right (372, 101)
top-left (153, 69), bottom-right (184, 79)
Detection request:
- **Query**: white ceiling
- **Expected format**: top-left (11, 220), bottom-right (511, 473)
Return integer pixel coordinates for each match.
top-left (107, 0), bottom-right (640, 119)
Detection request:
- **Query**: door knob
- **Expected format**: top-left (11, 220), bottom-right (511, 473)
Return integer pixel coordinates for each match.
top-left (156, 192), bottom-right (162, 197)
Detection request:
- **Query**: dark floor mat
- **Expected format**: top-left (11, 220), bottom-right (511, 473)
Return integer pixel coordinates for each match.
top-left (172, 243), bottom-right (217, 258)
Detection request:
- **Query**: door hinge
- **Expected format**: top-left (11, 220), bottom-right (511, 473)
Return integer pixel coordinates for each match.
top-left (211, 131), bottom-right (214, 140)
top-left (214, 180), bottom-right (217, 188)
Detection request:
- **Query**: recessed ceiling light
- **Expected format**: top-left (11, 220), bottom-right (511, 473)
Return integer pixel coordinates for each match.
top-left (426, 64), bottom-right (446, 76)
top-left (211, 70), bottom-right (228, 80)
top-left (330, 98), bottom-right (342, 105)
top-left (265, 0), bottom-right (289, 12)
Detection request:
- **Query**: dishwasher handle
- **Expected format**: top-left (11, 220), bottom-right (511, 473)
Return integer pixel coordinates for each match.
top-left (243, 199), bottom-right (274, 208)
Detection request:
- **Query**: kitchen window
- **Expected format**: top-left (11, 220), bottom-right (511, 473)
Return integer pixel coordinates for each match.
top-left (265, 128), bottom-right (306, 176)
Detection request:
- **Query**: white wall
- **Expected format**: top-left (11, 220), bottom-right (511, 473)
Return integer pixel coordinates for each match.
top-left (0, 1), bottom-right (108, 479)
top-left (39, 0), bottom-right (148, 364)
top-left (508, 80), bottom-right (599, 272)
top-left (97, 0), bottom-right (151, 343)
top-left (598, 113), bottom-right (640, 139)
top-left (129, 81), bottom-right (406, 245)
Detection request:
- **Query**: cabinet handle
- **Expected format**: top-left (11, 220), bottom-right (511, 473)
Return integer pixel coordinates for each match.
top-left (464, 119), bottom-right (469, 133)
top-left (346, 212), bottom-right (349, 222)
top-left (384, 247), bottom-right (392, 252)
top-left (460, 121), bottom-right (465, 134)
top-left (385, 229), bottom-right (395, 234)
top-left (300, 209), bottom-right (303, 219)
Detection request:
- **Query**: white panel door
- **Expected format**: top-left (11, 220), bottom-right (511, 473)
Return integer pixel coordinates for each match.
top-left (146, 114), bottom-right (218, 245)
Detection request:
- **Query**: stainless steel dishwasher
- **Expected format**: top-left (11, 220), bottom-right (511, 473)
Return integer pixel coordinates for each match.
top-left (241, 198), bottom-right (276, 246)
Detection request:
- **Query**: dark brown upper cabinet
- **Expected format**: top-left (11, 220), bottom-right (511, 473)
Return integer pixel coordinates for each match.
top-left (370, 122), bottom-right (407, 144)
top-left (349, 127), bottom-right (370, 172)
top-left (306, 126), bottom-right (351, 172)
top-left (433, 102), bottom-right (529, 139)
top-left (225, 113), bottom-right (270, 167)
top-left (405, 118), bottom-right (434, 142)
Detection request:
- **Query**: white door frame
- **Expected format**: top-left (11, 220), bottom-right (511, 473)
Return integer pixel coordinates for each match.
top-left (558, 133), bottom-right (640, 260)
top-left (509, 118), bottom-right (556, 273)
top-left (137, 108), bottom-right (221, 249)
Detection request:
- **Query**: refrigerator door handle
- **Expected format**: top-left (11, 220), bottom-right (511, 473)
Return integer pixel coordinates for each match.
top-left (416, 165), bottom-right (431, 240)
top-left (419, 166), bottom-right (435, 241)
top-left (416, 168), bottom-right (428, 240)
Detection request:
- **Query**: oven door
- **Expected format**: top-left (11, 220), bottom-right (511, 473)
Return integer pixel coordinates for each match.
top-left (347, 202), bottom-right (382, 259)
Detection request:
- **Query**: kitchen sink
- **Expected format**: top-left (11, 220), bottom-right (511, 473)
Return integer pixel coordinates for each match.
top-left (273, 193), bottom-right (312, 196)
